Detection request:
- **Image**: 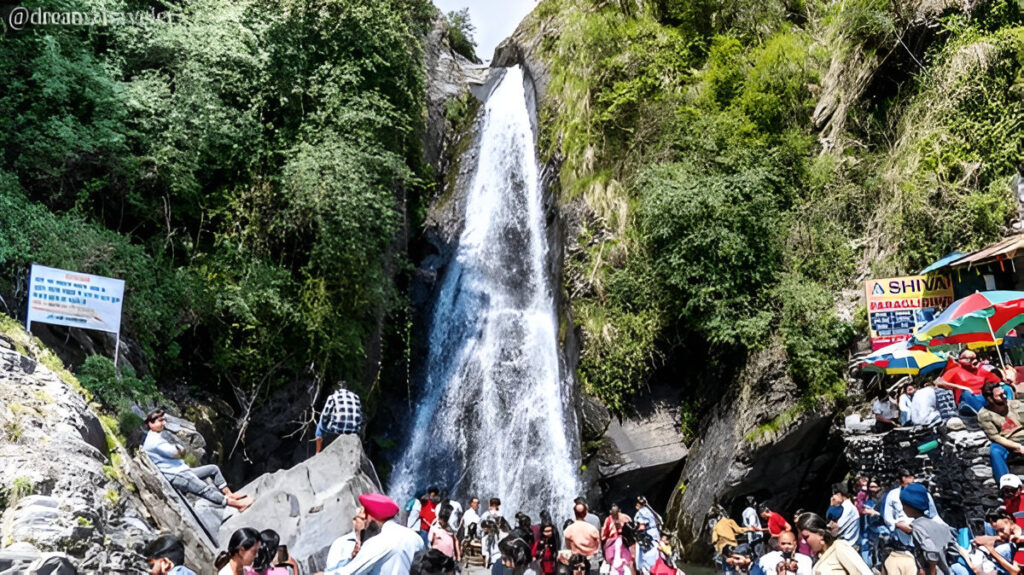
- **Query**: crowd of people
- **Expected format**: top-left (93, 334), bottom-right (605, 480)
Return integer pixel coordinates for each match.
top-left (867, 350), bottom-right (1024, 479)
top-left (140, 490), bottom-right (682, 575)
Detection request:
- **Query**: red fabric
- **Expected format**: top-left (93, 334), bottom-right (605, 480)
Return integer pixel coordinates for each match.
top-left (419, 500), bottom-right (437, 532)
top-left (650, 557), bottom-right (677, 575)
top-left (1007, 494), bottom-right (1024, 515)
top-left (767, 512), bottom-right (789, 536)
top-left (532, 540), bottom-right (557, 575)
top-left (942, 361), bottom-right (1000, 402)
top-left (359, 493), bottom-right (399, 521)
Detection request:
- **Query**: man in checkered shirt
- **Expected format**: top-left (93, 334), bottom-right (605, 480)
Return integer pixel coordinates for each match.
top-left (315, 384), bottom-right (363, 453)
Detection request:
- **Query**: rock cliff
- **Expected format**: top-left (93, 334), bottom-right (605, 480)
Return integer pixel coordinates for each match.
top-left (0, 337), bottom-right (153, 573)
top-left (665, 343), bottom-right (845, 560)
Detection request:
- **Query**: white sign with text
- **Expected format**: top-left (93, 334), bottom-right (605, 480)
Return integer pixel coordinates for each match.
top-left (27, 264), bottom-right (125, 334)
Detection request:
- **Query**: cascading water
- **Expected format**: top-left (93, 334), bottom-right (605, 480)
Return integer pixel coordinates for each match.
top-left (389, 66), bottom-right (580, 519)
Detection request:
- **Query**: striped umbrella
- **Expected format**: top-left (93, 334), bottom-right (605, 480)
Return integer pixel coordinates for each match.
top-left (859, 341), bottom-right (949, 376)
top-left (911, 291), bottom-right (1024, 349)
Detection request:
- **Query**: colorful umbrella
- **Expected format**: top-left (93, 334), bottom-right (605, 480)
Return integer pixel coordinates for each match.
top-left (858, 341), bottom-right (949, 376)
top-left (911, 291), bottom-right (1024, 349)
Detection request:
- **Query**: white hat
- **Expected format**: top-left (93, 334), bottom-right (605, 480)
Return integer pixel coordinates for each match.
top-left (1000, 474), bottom-right (1022, 489)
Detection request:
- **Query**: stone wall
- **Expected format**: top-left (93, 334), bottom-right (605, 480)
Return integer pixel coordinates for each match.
top-left (842, 420), bottom-right (1001, 530)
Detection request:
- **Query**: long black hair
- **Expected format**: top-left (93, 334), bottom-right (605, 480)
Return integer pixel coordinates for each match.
top-left (795, 512), bottom-right (835, 546)
top-left (253, 529), bottom-right (280, 571)
top-left (214, 527), bottom-right (261, 570)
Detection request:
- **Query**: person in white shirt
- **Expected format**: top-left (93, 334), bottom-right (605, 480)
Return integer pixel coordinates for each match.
top-left (323, 508), bottom-right (371, 574)
top-left (872, 389), bottom-right (900, 431)
top-left (447, 497), bottom-right (464, 532)
top-left (758, 531), bottom-right (812, 575)
top-left (335, 493), bottom-right (425, 575)
top-left (462, 498), bottom-right (481, 538)
top-left (405, 497), bottom-right (422, 530)
top-left (742, 497), bottom-right (763, 557)
top-left (909, 385), bottom-right (941, 426)
top-left (142, 410), bottom-right (252, 512)
top-left (899, 384), bottom-right (916, 425)
top-left (831, 487), bottom-right (860, 545)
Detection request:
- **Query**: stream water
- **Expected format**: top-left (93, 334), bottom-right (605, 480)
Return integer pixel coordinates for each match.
top-left (389, 66), bottom-right (580, 518)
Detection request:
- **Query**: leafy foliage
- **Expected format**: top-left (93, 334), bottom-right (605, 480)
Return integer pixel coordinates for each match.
top-left (445, 9), bottom-right (480, 63)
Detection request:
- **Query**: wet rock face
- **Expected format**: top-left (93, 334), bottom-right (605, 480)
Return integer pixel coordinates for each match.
top-left (665, 342), bottom-right (845, 561)
top-left (843, 421), bottom-right (1001, 530)
top-left (0, 347), bottom-right (153, 573)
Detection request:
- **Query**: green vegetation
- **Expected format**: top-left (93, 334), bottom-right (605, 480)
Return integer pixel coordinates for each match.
top-left (445, 9), bottom-right (481, 63)
top-left (528, 0), bottom-right (1024, 419)
top-left (0, 0), bottom-right (439, 420)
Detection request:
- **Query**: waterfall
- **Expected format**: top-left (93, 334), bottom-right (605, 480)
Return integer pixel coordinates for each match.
top-left (389, 66), bottom-right (580, 520)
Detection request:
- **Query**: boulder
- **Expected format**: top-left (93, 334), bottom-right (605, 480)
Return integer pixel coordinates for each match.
top-left (218, 434), bottom-right (381, 574)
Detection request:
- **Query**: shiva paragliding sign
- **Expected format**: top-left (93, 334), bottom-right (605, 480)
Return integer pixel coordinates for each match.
top-left (865, 275), bottom-right (953, 350)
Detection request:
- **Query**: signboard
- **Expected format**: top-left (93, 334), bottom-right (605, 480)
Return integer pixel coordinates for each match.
top-left (27, 264), bottom-right (125, 334)
top-left (865, 275), bottom-right (954, 350)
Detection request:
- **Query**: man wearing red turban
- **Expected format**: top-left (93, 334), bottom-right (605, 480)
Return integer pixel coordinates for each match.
top-left (326, 493), bottom-right (425, 575)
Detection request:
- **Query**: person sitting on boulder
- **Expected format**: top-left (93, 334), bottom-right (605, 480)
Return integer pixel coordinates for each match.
top-left (315, 383), bottom-right (363, 454)
top-left (333, 492), bottom-right (425, 575)
top-left (1002, 474), bottom-right (1024, 515)
top-left (142, 410), bottom-right (252, 512)
top-left (978, 382), bottom-right (1024, 480)
top-left (143, 534), bottom-right (197, 575)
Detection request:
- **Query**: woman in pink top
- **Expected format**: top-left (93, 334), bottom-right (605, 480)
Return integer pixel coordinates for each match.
top-left (246, 530), bottom-right (294, 575)
top-left (429, 510), bottom-right (460, 560)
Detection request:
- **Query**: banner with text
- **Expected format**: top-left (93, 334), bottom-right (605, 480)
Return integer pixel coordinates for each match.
top-left (27, 264), bottom-right (125, 334)
top-left (865, 275), bottom-right (954, 350)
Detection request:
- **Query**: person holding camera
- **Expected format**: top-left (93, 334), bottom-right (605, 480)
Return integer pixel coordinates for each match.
top-left (757, 531), bottom-right (812, 575)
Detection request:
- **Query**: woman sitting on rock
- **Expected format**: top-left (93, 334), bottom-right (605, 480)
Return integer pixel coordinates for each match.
top-left (215, 527), bottom-right (261, 575)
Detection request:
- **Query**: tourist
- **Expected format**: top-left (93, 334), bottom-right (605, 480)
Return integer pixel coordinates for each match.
top-left (314, 384), bottom-right (363, 454)
top-left (937, 350), bottom-right (1001, 414)
top-left (405, 494), bottom-right (423, 531)
top-left (713, 513), bottom-right (758, 560)
top-left (857, 478), bottom-right (886, 566)
top-left (499, 536), bottom-right (538, 575)
top-left (759, 505), bottom-right (791, 540)
top-left (430, 504), bottom-right (461, 561)
top-left (899, 483), bottom-right (968, 575)
top-left (143, 410), bottom-right (252, 512)
top-left (463, 497), bottom-right (482, 539)
top-left (883, 469), bottom-right (942, 575)
top-left (796, 513), bottom-right (871, 575)
top-left (482, 497), bottom-right (504, 524)
top-left (871, 389), bottom-right (900, 431)
top-left (568, 554), bottom-right (592, 575)
top-left (215, 528), bottom-right (261, 575)
top-left (533, 522), bottom-right (561, 575)
top-left (830, 486), bottom-right (860, 546)
top-left (143, 534), bottom-right (197, 575)
top-left (602, 504), bottom-right (632, 566)
top-left (565, 503), bottom-right (601, 574)
top-left (608, 521), bottom-right (637, 575)
top-left (514, 512), bottom-right (536, 546)
top-left (577, 497), bottom-right (602, 533)
top-left (978, 509), bottom-right (1024, 574)
top-left (331, 493), bottom-right (425, 575)
top-left (909, 383), bottom-right (941, 426)
top-left (322, 507), bottom-right (372, 574)
top-left (757, 531), bottom-right (812, 575)
top-left (449, 497), bottom-right (464, 532)
top-left (418, 487), bottom-right (440, 547)
top-left (899, 383), bottom-right (916, 426)
top-left (978, 382), bottom-right (1024, 480)
top-left (481, 519), bottom-right (505, 575)
top-left (250, 530), bottom-right (293, 575)
top-left (741, 497), bottom-right (764, 558)
top-left (635, 497), bottom-right (662, 574)
top-left (721, 545), bottom-right (754, 575)
top-left (410, 549), bottom-right (456, 575)
top-left (1002, 475), bottom-right (1024, 515)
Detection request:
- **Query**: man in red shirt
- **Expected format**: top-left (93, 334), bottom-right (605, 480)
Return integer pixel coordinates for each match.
top-left (938, 350), bottom-right (1001, 412)
top-left (759, 505), bottom-right (791, 539)
top-left (418, 487), bottom-right (439, 546)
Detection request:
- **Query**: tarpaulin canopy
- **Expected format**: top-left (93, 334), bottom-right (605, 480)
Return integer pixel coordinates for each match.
top-left (921, 234), bottom-right (1024, 274)
top-left (920, 252), bottom-right (965, 274)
